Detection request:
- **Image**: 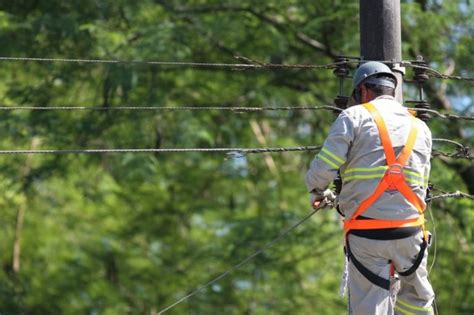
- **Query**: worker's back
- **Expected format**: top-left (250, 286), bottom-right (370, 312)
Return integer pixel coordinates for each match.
top-left (309, 95), bottom-right (432, 220)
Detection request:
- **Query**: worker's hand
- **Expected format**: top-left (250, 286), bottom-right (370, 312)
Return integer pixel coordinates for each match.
top-left (310, 189), bottom-right (336, 209)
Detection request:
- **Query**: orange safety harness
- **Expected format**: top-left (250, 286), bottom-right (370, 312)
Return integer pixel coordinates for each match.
top-left (343, 102), bottom-right (429, 290)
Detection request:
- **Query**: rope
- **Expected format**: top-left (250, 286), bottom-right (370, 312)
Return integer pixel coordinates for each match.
top-left (156, 206), bottom-right (324, 314)
top-left (0, 146), bottom-right (322, 156)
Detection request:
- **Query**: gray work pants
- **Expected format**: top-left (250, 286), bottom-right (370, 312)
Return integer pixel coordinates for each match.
top-left (347, 231), bottom-right (435, 315)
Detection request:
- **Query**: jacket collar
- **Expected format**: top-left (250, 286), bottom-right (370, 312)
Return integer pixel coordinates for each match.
top-left (374, 95), bottom-right (395, 101)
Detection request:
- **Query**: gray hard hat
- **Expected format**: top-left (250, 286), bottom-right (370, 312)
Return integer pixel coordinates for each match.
top-left (351, 61), bottom-right (397, 91)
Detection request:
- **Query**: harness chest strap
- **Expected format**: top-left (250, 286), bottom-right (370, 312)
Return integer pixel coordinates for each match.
top-left (343, 102), bottom-right (427, 236)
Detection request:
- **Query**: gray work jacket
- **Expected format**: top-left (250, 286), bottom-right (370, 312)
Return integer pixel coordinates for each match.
top-left (305, 95), bottom-right (432, 220)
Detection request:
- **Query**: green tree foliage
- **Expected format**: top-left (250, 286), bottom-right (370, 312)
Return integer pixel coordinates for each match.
top-left (0, 0), bottom-right (472, 314)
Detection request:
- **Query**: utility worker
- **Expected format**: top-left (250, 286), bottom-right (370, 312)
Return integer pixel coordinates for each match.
top-left (305, 61), bottom-right (435, 315)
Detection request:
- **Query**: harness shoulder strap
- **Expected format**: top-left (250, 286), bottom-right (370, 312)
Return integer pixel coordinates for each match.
top-left (397, 116), bottom-right (419, 166)
top-left (363, 102), bottom-right (397, 165)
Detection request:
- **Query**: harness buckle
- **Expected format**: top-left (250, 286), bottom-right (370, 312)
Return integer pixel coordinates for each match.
top-left (386, 163), bottom-right (404, 190)
top-left (387, 163), bottom-right (403, 175)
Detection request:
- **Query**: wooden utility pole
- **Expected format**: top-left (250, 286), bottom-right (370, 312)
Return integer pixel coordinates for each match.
top-left (360, 0), bottom-right (404, 102)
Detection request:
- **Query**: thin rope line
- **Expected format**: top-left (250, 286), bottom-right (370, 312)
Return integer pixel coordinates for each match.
top-left (0, 146), bottom-right (322, 155)
top-left (156, 206), bottom-right (323, 314)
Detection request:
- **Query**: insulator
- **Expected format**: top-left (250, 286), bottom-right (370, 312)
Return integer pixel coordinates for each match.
top-left (412, 56), bottom-right (430, 83)
top-left (333, 57), bottom-right (350, 78)
top-left (333, 96), bottom-right (349, 115)
top-left (415, 100), bottom-right (431, 122)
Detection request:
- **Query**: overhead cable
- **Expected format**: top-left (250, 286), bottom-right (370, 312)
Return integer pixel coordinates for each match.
top-left (2, 105), bottom-right (473, 122)
top-left (432, 138), bottom-right (473, 160)
top-left (0, 56), bottom-right (345, 70)
top-left (405, 63), bottom-right (474, 82)
top-left (426, 190), bottom-right (474, 202)
top-left (1, 56), bottom-right (473, 81)
top-left (0, 146), bottom-right (322, 156)
top-left (0, 139), bottom-right (470, 159)
top-left (409, 108), bottom-right (474, 121)
top-left (0, 105), bottom-right (342, 112)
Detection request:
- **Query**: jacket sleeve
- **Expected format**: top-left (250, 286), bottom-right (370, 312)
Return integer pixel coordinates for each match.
top-left (305, 111), bottom-right (355, 193)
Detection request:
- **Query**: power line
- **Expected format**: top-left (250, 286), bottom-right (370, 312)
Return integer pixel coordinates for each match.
top-left (409, 108), bottom-right (474, 121)
top-left (1, 56), bottom-right (473, 81)
top-left (432, 138), bottom-right (473, 160)
top-left (405, 63), bottom-right (474, 82)
top-left (2, 105), bottom-right (473, 122)
top-left (0, 146), bottom-right (322, 156)
top-left (0, 139), bottom-right (470, 159)
top-left (0, 105), bottom-right (341, 112)
top-left (426, 190), bottom-right (474, 202)
top-left (0, 56), bottom-right (346, 70)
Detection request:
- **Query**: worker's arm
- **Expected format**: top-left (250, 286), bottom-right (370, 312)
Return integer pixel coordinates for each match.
top-left (305, 111), bottom-right (355, 206)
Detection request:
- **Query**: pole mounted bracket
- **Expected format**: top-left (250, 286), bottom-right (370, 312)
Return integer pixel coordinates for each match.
top-left (332, 56), bottom-right (350, 114)
top-left (391, 61), bottom-right (406, 76)
top-left (409, 55), bottom-right (431, 122)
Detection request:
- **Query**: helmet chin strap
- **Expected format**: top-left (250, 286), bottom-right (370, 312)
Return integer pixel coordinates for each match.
top-left (353, 88), bottom-right (362, 104)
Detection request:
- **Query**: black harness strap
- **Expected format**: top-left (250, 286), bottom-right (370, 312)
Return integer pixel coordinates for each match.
top-left (346, 239), bottom-right (427, 290)
top-left (346, 241), bottom-right (390, 290)
top-left (398, 240), bottom-right (427, 277)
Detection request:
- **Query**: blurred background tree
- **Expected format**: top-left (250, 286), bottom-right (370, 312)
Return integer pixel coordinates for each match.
top-left (0, 0), bottom-right (472, 314)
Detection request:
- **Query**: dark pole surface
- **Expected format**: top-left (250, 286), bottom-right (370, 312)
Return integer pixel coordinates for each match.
top-left (360, 0), bottom-right (404, 102)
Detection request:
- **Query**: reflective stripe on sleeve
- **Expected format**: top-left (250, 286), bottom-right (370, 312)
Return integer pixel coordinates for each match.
top-left (396, 298), bottom-right (433, 314)
top-left (321, 147), bottom-right (345, 164)
top-left (316, 147), bottom-right (345, 169)
top-left (395, 305), bottom-right (416, 315)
